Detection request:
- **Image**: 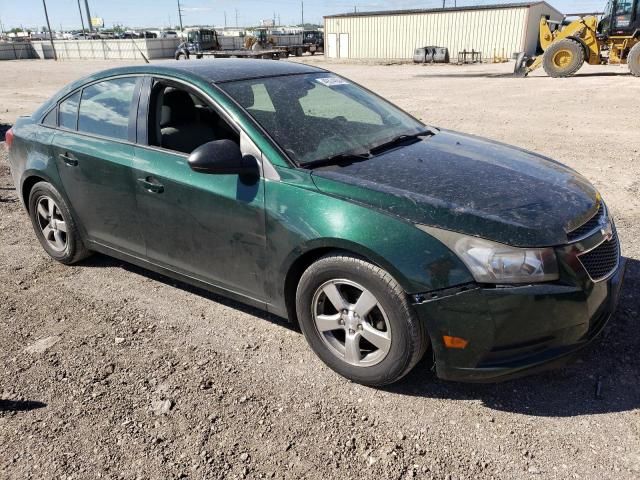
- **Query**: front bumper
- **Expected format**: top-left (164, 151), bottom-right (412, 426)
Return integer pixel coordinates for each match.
top-left (413, 258), bottom-right (626, 382)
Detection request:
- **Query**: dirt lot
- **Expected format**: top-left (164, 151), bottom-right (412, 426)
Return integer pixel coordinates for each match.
top-left (1, 58), bottom-right (639, 480)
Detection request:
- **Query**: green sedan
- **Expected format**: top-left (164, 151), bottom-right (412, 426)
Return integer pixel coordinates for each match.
top-left (5, 60), bottom-right (624, 385)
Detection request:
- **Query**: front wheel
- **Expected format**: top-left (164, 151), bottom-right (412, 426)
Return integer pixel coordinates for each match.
top-left (542, 39), bottom-right (585, 77)
top-left (28, 182), bottom-right (90, 264)
top-left (628, 42), bottom-right (640, 77)
top-left (296, 253), bottom-right (428, 386)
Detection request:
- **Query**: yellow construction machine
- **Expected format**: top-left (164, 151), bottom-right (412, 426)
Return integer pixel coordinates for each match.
top-left (515, 0), bottom-right (640, 77)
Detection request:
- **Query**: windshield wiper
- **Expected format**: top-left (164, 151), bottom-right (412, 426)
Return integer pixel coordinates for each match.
top-left (303, 151), bottom-right (372, 169)
top-left (302, 129), bottom-right (436, 169)
top-left (368, 129), bottom-right (435, 155)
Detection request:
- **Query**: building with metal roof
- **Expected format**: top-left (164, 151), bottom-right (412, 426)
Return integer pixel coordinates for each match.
top-left (323, 2), bottom-right (563, 61)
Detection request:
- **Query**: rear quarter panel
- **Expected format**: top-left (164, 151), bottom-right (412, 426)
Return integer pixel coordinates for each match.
top-left (7, 118), bottom-right (61, 210)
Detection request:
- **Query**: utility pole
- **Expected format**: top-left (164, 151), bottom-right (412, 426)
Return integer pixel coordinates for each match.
top-left (235, 8), bottom-right (238, 28)
top-left (301, 1), bottom-right (304, 26)
top-left (177, 0), bottom-right (184, 34)
top-left (224, 11), bottom-right (227, 28)
top-left (442, 0), bottom-right (446, 8)
top-left (41, 0), bottom-right (57, 60)
top-left (83, 0), bottom-right (93, 32)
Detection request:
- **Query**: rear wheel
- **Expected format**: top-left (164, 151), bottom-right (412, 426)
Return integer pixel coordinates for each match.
top-left (295, 47), bottom-right (303, 57)
top-left (628, 42), bottom-right (640, 77)
top-left (296, 253), bottom-right (428, 386)
top-left (28, 182), bottom-right (90, 264)
top-left (543, 39), bottom-right (585, 77)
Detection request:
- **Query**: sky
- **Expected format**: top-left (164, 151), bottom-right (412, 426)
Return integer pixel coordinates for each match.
top-left (0, 0), bottom-right (608, 31)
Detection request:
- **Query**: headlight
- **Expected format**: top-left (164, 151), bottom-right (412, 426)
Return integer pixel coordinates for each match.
top-left (416, 225), bottom-right (559, 283)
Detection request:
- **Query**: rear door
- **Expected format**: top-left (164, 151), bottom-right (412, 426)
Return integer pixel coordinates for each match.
top-left (51, 76), bottom-right (145, 255)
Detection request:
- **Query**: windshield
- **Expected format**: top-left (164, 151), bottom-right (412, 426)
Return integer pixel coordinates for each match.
top-left (220, 73), bottom-right (426, 166)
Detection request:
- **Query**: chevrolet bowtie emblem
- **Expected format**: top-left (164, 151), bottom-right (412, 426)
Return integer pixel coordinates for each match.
top-left (600, 222), bottom-right (613, 241)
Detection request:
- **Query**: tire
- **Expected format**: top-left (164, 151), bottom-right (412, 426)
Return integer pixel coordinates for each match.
top-left (296, 253), bottom-right (428, 386)
top-left (28, 182), bottom-right (90, 265)
top-left (295, 47), bottom-right (303, 57)
top-left (542, 39), bottom-right (585, 77)
top-left (628, 42), bottom-right (640, 77)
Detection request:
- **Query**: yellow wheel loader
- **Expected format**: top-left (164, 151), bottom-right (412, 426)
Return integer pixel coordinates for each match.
top-left (515, 0), bottom-right (640, 77)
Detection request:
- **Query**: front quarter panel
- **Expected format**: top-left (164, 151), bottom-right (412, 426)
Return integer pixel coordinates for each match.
top-left (264, 166), bottom-right (474, 316)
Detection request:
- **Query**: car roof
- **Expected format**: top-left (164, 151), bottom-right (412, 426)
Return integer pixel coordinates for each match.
top-left (96, 59), bottom-right (326, 84)
top-left (32, 59), bottom-right (329, 122)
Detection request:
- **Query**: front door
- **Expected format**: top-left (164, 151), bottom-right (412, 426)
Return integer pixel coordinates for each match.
top-left (132, 78), bottom-right (267, 300)
top-left (51, 77), bottom-right (145, 255)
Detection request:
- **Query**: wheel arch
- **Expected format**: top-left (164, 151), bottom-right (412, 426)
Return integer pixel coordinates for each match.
top-left (565, 35), bottom-right (591, 60)
top-left (281, 239), bottom-right (411, 327)
top-left (21, 172), bottom-right (51, 210)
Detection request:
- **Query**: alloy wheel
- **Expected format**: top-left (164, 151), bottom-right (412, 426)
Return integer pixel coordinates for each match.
top-left (311, 279), bottom-right (392, 367)
top-left (36, 196), bottom-right (68, 252)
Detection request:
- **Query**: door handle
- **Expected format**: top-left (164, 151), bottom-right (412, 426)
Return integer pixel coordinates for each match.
top-left (137, 177), bottom-right (164, 194)
top-left (59, 152), bottom-right (78, 167)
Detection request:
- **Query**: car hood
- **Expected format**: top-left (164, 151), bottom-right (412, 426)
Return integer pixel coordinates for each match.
top-left (310, 130), bottom-right (599, 247)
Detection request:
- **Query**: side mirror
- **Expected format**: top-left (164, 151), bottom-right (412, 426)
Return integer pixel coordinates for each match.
top-left (188, 139), bottom-right (259, 176)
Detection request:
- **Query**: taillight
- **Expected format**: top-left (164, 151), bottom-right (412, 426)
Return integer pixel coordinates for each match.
top-left (4, 127), bottom-right (14, 151)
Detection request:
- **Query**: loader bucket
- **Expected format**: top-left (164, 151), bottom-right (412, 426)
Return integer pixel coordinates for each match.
top-left (513, 52), bottom-right (529, 77)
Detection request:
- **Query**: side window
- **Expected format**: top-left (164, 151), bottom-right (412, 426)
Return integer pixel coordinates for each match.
top-left (42, 107), bottom-right (57, 127)
top-left (148, 82), bottom-right (239, 154)
top-left (78, 78), bottom-right (137, 140)
top-left (59, 91), bottom-right (80, 130)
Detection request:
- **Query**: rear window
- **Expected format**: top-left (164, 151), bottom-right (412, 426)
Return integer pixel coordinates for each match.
top-left (59, 91), bottom-right (80, 130)
top-left (42, 108), bottom-right (57, 127)
top-left (78, 78), bottom-right (137, 140)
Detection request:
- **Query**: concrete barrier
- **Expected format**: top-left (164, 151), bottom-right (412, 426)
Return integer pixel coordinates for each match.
top-left (0, 42), bottom-right (36, 60)
top-left (1, 38), bottom-right (180, 61)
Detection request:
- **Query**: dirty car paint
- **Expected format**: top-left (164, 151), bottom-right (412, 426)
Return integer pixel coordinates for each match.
top-left (311, 130), bottom-right (599, 248)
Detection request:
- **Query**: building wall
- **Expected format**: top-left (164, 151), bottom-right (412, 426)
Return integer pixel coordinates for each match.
top-left (522, 3), bottom-right (564, 55)
top-left (325, 7), bottom-right (534, 60)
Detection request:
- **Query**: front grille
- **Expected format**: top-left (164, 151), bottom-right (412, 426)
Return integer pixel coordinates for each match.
top-left (567, 204), bottom-right (605, 241)
top-left (577, 231), bottom-right (620, 281)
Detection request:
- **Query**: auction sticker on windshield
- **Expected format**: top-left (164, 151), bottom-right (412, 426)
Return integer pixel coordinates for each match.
top-left (315, 77), bottom-right (351, 87)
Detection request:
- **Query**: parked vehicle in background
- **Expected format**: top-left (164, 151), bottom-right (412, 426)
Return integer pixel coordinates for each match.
top-left (118, 31), bottom-right (139, 39)
top-left (5, 60), bottom-right (625, 386)
top-left (303, 30), bottom-right (324, 54)
top-left (72, 32), bottom-right (98, 40)
top-left (98, 30), bottom-right (116, 39)
top-left (249, 28), bottom-right (323, 56)
top-left (175, 28), bottom-right (281, 60)
top-left (162, 30), bottom-right (179, 39)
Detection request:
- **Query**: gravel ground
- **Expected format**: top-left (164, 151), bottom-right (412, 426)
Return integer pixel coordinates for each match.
top-left (1, 58), bottom-right (639, 480)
